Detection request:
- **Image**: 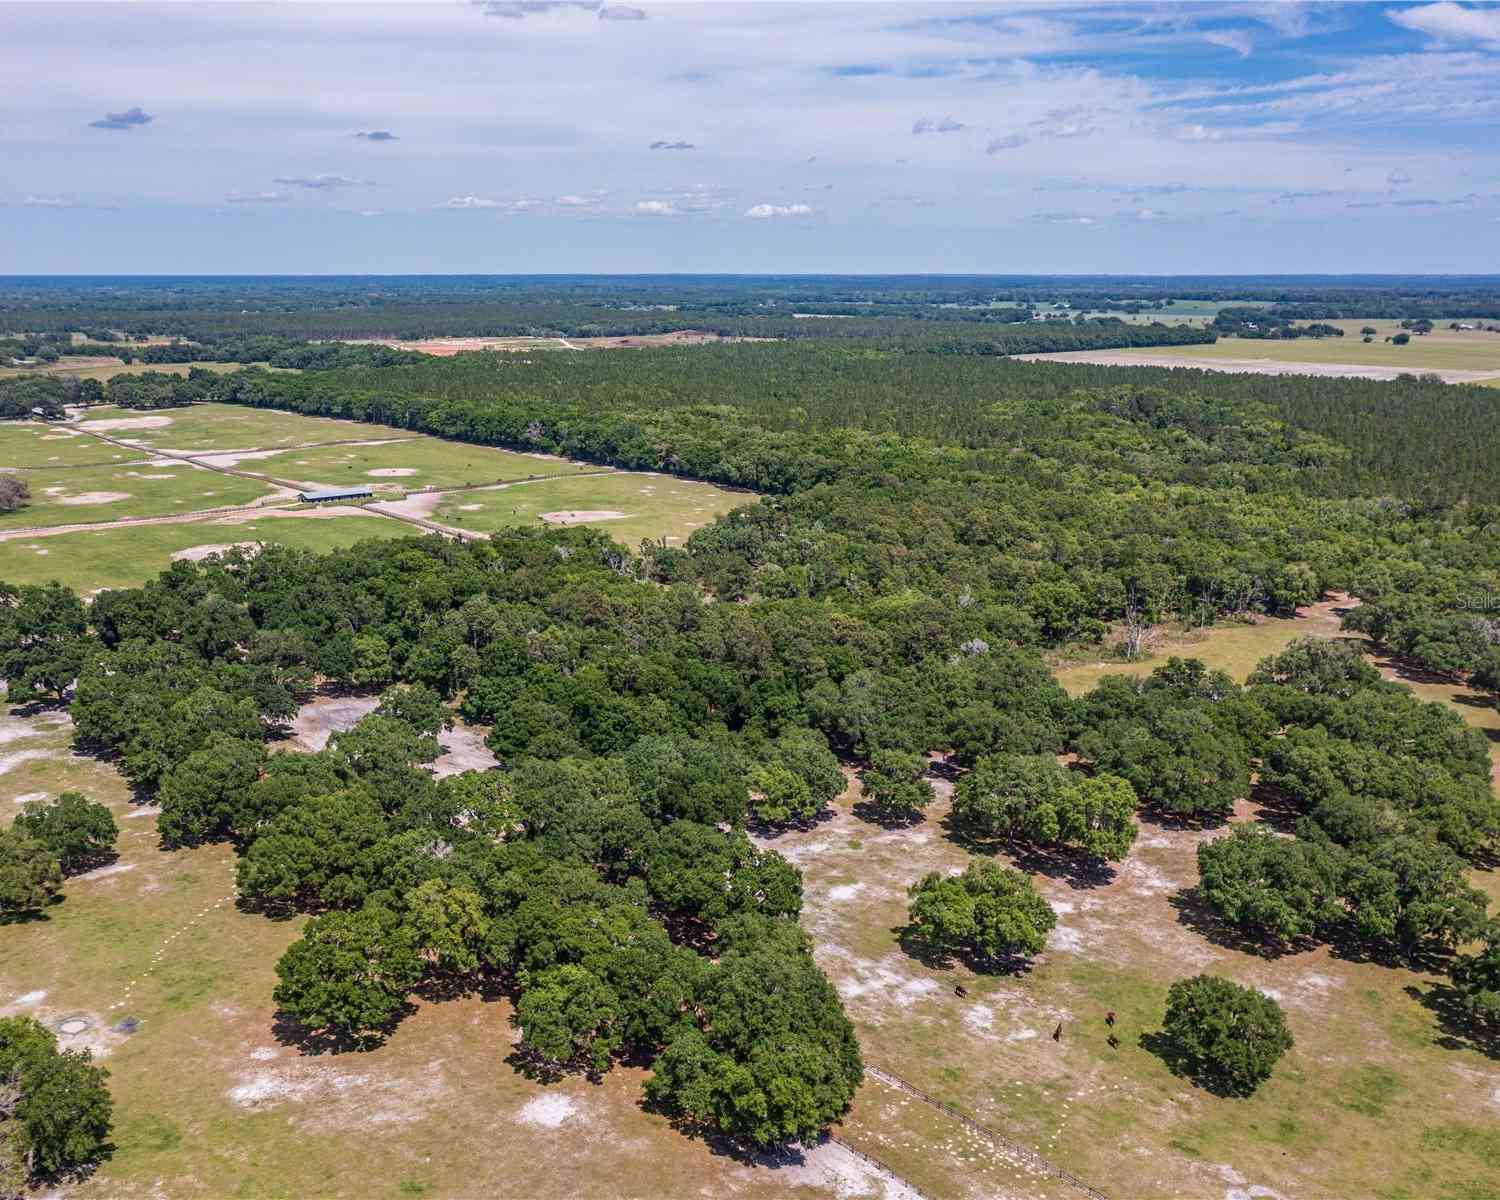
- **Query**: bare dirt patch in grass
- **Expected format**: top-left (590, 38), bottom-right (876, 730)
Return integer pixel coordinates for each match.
top-left (73, 414), bottom-right (174, 432)
top-left (542, 509), bottom-right (629, 524)
top-left (169, 541), bottom-right (261, 563)
top-left (57, 490), bottom-right (132, 505)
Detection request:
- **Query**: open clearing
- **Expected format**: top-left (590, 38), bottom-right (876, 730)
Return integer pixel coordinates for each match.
top-left (0, 511), bottom-right (406, 591)
top-left (1018, 321), bottom-right (1500, 381)
top-left (431, 471), bottom-right (748, 545)
top-left (340, 329), bottom-right (734, 355)
top-left (233, 437), bottom-right (599, 492)
top-left (2, 401), bottom-right (755, 589)
top-left (0, 421), bottom-right (145, 468)
top-left (0, 361), bottom-right (274, 383)
top-left (0, 462), bottom-right (281, 531)
top-left (76, 402), bottom-right (419, 454)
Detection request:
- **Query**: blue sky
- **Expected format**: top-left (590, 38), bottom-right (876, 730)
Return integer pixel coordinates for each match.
top-left (3, 1), bottom-right (1498, 273)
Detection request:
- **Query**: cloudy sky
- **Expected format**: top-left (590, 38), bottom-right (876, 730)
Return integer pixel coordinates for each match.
top-left (4, 0), bottom-right (1499, 273)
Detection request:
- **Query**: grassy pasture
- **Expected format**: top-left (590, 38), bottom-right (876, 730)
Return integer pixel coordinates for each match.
top-left (0, 512), bottom-right (410, 592)
top-left (1098, 321), bottom-right (1500, 371)
top-left (754, 769), bottom-right (1500, 1200)
top-left (79, 403), bottom-right (411, 454)
top-left (0, 463), bottom-right (281, 531)
top-left (433, 471), bottom-right (751, 546)
top-left (0, 422), bottom-right (143, 468)
top-left (247, 438), bottom-right (598, 491)
top-left (0, 361), bottom-right (269, 382)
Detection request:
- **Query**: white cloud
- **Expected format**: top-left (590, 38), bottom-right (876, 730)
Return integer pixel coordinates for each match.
top-left (22, 195), bottom-right (77, 208)
top-left (226, 191), bottom-right (287, 204)
top-left (634, 199), bottom-right (677, 216)
top-left (986, 133), bottom-right (1030, 154)
top-left (1390, 2), bottom-right (1500, 49)
top-left (912, 116), bottom-right (964, 135)
top-left (744, 203), bottom-right (813, 219)
top-left (435, 195), bottom-right (502, 209)
top-left (273, 174), bottom-right (363, 190)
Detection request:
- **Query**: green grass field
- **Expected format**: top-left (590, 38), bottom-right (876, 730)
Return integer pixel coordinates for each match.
top-left (754, 762), bottom-right (1500, 1200)
top-left (245, 438), bottom-right (598, 491)
top-left (433, 471), bottom-right (750, 545)
top-left (0, 512), bottom-right (412, 591)
top-left (1099, 320), bottom-right (1500, 371)
top-left (0, 463), bottom-right (281, 531)
top-left (0, 422), bottom-right (144, 468)
top-left (74, 403), bottom-right (407, 453)
top-left (0, 361), bottom-right (273, 382)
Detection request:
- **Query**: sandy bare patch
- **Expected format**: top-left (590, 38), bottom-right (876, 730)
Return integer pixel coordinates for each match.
top-left (367, 467), bottom-right (419, 477)
top-left (285, 695), bottom-right (381, 753)
top-left (12, 791), bottom-right (47, 805)
top-left (0, 749), bottom-right (53, 775)
top-left (42, 486), bottom-right (68, 496)
top-left (77, 862), bottom-right (137, 882)
top-left (11, 991), bottom-right (47, 1006)
top-left (57, 490), bottom-right (132, 506)
top-left (171, 541), bottom-right (261, 563)
top-left (75, 414), bottom-right (173, 432)
top-left (229, 1060), bottom-right (449, 1131)
top-left (429, 724), bottom-right (500, 779)
top-left (739, 1137), bottom-right (924, 1200)
top-left (1012, 349), bottom-right (1500, 385)
top-left (541, 509), bottom-right (629, 525)
top-left (456, 503), bottom-right (484, 511)
top-left (827, 883), bottom-right (866, 903)
top-left (515, 1093), bottom-right (582, 1129)
top-left (128, 472), bottom-right (179, 480)
top-left (189, 448), bottom-right (293, 469)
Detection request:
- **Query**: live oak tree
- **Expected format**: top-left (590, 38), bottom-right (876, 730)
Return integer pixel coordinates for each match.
top-left (1159, 975), bottom-right (1292, 1096)
top-left (0, 830), bottom-right (62, 916)
top-left (12, 792), bottom-right (117, 874)
top-left (1196, 824), bottom-right (1345, 945)
top-left (1450, 922), bottom-right (1500, 1033)
top-left (0, 1016), bottom-right (112, 1182)
top-left (515, 964), bottom-right (622, 1075)
top-left (272, 907), bottom-right (423, 1038)
top-left (906, 859), bottom-right (1056, 967)
top-left (0, 583), bottom-right (88, 702)
top-left (953, 754), bottom-right (1138, 863)
top-left (859, 749), bottom-right (935, 823)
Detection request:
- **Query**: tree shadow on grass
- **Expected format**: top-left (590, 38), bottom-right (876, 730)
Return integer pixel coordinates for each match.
top-left (938, 811), bottom-right (1116, 891)
top-left (503, 1042), bottom-right (611, 1086)
top-left (0, 906), bottom-right (53, 926)
top-left (1404, 982), bottom-right (1500, 1061)
top-left (892, 922), bottom-right (1036, 978)
top-left (1167, 885), bottom-right (1318, 961)
top-left (851, 800), bottom-right (927, 831)
top-left (1324, 926), bottom-right (1451, 974)
top-left (271, 1005), bottom-right (414, 1056)
top-left (749, 806), bottom-right (839, 840)
top-left (1138, 1030), bottom-right (1255, 1099)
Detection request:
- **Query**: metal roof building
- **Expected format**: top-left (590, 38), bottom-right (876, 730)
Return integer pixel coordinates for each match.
top-left (298, 487), bottom-right (373, 503)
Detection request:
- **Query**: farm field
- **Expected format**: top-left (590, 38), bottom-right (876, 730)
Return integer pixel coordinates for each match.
top-left (0, 401), bottom-right (761, 589)
top-left (237, 438), bottom-right (599, 492)
top-left (78, 403), bottom-right (412, 454)
top-left (0, 461), bottom-right (281, 531)
top-left (0, 421), bottom-right (146, 468)
top-left (1022, 320), bottom-right (1500, 379)
top-left (0, 360), bottom-right (270, 382)
top-left (431, 470), bottom-right (749, 545)
top-left (0, 511), bottom-right (406, 591)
